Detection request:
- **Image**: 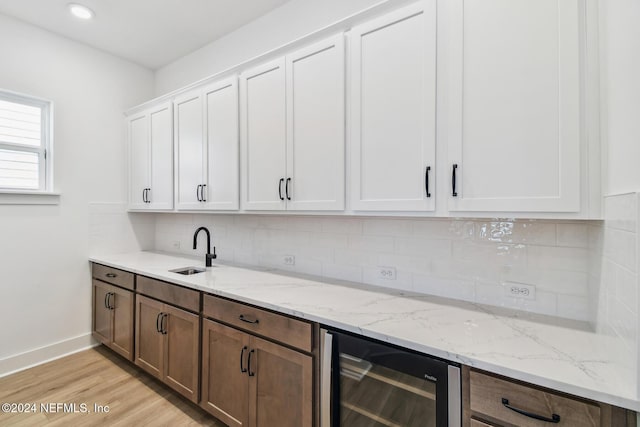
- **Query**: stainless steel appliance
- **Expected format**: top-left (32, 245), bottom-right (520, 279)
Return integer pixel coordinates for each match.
top-left (321, 328), bottom-right (461, 427)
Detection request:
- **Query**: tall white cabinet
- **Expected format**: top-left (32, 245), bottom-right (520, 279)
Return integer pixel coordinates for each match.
top-left (128, 101), bottom-right (173, 210)
top-left (174, 77), bottom-right (239, 211)
top-left (444, 0), bottom-right (581, 213)
top-left (240, 35), bottom-right (345, 211)
top-left (350, 1), bottom-right (437, 212)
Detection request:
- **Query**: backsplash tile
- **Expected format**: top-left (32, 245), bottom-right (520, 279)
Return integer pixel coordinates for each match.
top-left (153, 213), bottom-right (600, 322)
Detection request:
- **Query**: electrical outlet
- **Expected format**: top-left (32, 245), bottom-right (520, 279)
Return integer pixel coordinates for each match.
top-left (283, 255), bottom-right (295, 266)
top-left (377, 266), bottom-right (396, 280)
top-left (171, 241), bottom-right (180, 250)
top-left (504, 282), bottom-right (535, 300)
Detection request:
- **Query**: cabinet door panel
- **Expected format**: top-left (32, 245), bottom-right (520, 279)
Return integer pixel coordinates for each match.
top-left (92, 280), bottom-right (112, 345)
top-left (249, 336), bottom-right (313, 427)
top-left (240, 58), bottom-right (287, 211)
top-left (204, 77), bottom-right (240, 210)
top-left (446, 0), bottom-right (580, 212)
top-left (128, 114), bottom-right (150, 210)
top-left (111, 286), bottom-right (134, 361)
top-left (135, 295), bottom-right (164, 379)
top-left (175, 91), bottom-right (205, 210)
top-left (148, 103), bottom-right (173, 210)
top-left (164, 305), bottom-right (199, 403)
top-left (350, 2), bottom-right (436, 211)
top-left (201, 320), bottom-right (250, 427)
top-left (286, 35), bottom-right (345, 211)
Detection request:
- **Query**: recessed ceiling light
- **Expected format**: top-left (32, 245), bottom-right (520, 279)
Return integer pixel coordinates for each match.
top-left (68, 3), bottom-right (94, 20)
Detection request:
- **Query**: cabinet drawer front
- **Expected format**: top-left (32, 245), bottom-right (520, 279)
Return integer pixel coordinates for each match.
top-left (92, 263), bottom-right (134, 290)
top-left (137, 276), bottom-right (200, 313)
top-left (469, 370), bottom-right (601, 427)
top-left (203, 294), bottom-right (312, 352)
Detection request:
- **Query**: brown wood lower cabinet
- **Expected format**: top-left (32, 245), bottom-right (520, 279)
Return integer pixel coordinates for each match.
top-left (92, 279), bottom-right (134, 361)
top-left (135, 294), bottom-right (199, 403)
top-left (201, 319), bottom-right (313, 427)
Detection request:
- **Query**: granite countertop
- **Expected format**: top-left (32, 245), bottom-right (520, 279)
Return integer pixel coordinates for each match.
top-left (89, 251), bottom-right (639, 411)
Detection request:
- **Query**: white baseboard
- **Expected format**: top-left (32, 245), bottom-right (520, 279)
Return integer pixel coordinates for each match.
top-left (0, 333), bottom-right (99, 378)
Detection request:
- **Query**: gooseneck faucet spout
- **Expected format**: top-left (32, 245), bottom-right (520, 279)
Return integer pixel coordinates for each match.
top-left (193, 226), bottom-right (217, 267)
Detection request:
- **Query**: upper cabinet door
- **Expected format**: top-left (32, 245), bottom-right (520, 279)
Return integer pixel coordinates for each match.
top-left (174, 90), bottom-right (205, 210)
top-left (203, 77), bottom-right (240, 210)
top-left (128, 113), bottom-right (150, 210)
top-left (446, 0), bottom-right (581, 212)
top-left (285, 35), bottom-right (345, 211)
top-left (148, 102), bottom-right (173, 210)
top-left (350, 1), bottom-right (437, 212)
top-left (240, 58), bottom-right (287, 211)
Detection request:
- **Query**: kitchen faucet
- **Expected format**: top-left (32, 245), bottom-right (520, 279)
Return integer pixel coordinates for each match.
top-left (193, 226), bottom-right (217, 267)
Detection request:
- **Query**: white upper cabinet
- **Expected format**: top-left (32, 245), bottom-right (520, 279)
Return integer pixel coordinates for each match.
top-left (174, 77), bottom-right (239, 211)
top-left (350, 1), bottom-right (437, 212)
top-left (240, 58), bottom-right (287, 211)
top-left (128, 101), bottom-right (173, 211)
top-left (286, 35), bottom-right (345, 211)
top-left (240, 35), bottom-right (346, 211)
top-left (445, 0), bottom-right (581, 213)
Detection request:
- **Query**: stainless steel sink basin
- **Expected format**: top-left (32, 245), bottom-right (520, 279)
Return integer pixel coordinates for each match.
top-left (170, 267), bottom-right (207, 275)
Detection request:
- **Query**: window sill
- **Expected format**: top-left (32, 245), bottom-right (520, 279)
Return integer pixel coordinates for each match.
top-left (0, 191), bottom-right (60, 205)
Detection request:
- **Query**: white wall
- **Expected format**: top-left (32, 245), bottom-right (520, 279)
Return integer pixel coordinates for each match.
top-left (0, 14), bottom-right (154, 375)
top-left (155, 0), bottom-right (396, 95)
top-left (599, 0), bottom-right (640, 194)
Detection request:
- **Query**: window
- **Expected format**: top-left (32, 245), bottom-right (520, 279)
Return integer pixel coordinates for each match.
top-left (0, 90), bottom-right (52, 192)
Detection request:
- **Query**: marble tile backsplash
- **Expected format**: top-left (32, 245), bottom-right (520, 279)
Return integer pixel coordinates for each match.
top-left (154, 213), bottom-right (597, 321)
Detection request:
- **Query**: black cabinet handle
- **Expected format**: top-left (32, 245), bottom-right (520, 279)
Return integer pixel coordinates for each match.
top-left (278, 178), bottom-right (284, 201)
top-left (146, 188), bottom-right (151, 203)
top-left (105, 273), bottom-right (117, 278)
top-left (161, 313), bottom-right (168, 335)
top-left (239, 314), bottom-right (259, 324)
top-left (196, 184), bottom-right (202, 202)
top-left (142, 188), bottom-right (146, 203)
top-left (247, 349), bottom-right (255, 377)
top-left (452, 164), bottom-right (458, 197)
top-left (156, 312), bottom-right (163, 333)
top-left (240, 346), bottom-right (248, 373)
top-left (285, 178), bottom-right (291, 200)
top-left (425, 166), bottom-right (431, 198)
top-left (201, 184), bottom-right (207, 202)
top-left (104, 292), bottom-right (109, 309)
top-left (110, 293), bottom-right (116, 310)
top-left (501, 398), bottom-right (560, 423)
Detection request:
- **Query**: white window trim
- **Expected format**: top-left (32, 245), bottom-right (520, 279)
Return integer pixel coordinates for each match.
top-left (0, 89), bottom-right (57, 204)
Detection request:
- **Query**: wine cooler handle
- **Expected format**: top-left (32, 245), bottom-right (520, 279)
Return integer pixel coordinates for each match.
top-left (320, 330), bottom-right (333, 427)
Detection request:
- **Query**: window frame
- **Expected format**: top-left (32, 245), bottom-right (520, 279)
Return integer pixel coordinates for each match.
top-left (0, 89), bottom-right (53, 193)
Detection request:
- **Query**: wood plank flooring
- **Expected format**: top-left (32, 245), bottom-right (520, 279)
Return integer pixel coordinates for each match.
top-left (0, 346), bottom-right (226, 426)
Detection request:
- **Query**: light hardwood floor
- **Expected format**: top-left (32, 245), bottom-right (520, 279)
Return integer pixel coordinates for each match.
top-left (0, 346), bottom-right (226, 426)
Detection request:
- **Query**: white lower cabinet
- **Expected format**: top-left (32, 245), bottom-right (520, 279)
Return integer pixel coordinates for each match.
top-left (174, 77), bottom-right (239, 211)
top-left (240, 34), bottom-right (345, 211)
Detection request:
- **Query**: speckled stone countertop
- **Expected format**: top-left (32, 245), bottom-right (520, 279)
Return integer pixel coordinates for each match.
top-left (90, 251), bottom-right (639, 411)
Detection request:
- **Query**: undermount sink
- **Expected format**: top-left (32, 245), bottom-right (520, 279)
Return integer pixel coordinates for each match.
top-left (170, 266), bottom-right (207, 275)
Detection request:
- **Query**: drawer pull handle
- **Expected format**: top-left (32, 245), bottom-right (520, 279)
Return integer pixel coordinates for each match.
top-left (239, 314), bottom-right (259, 325)
top-left (105, 273), bottom-right (117, 278)
top-left (240, 346), bottom-right (248, 373)
top-left (501, 398), bottom-right (560, 423)
top-left (452, 164), bottom-right (458, 197)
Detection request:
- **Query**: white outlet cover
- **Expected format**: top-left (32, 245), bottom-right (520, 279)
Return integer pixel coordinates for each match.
top-left (503, 281), bottom-right (536, 300)
top-left (377, 266), bottom-right (397, 280)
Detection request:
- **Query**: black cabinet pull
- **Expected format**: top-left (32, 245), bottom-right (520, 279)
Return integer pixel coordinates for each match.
top-left (142, 188), bottom-right (146, 203)
top-left (452, 164), bottom-right (458, 197)
top-left (239, 314), bottom-right (259, 324)
top-left (201, 184), bottom-right (207, 202)
top-left (240, 346), bottom-right (248, 373)
top-left (501, 398), bottom-right (560, 423)
top-left (156, 312), bottom-right (163, 333)
top-left (104, 292), bottom-right (109, 309)
top-left (278, 178), bottom-right (284, 201)
top-left (146, 188), bottom-right (151, 203)
top-left (425, 166), bottom-right (431, 198)
top-left (247, 349), bottom-right (255, 377)
top-left (285, 178), bottom-right (291, 200)
top-left (105, 273), bottom-right (117, 278)
top-left (109, 293), bottom-right (115, 310)
top-left (161, 313), bottom-right (168, 335)
top-left (196, 184), bottom-right (202, 202)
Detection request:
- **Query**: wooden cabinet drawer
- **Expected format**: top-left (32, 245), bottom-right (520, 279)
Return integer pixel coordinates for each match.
top-left (469, 370), bottom-right (601, 427)
top-left (203, 294), bottom-right (312, 352)
top-left (137, 276), bottom-right (200, 313)
top-left (470, 419), bottom-right (494, 427)
top-left (92, 263), bottom-right (134, 291)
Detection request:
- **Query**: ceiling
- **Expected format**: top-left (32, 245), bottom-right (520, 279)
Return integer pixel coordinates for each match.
top-left (0, 0), bottom-right (291, 69)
